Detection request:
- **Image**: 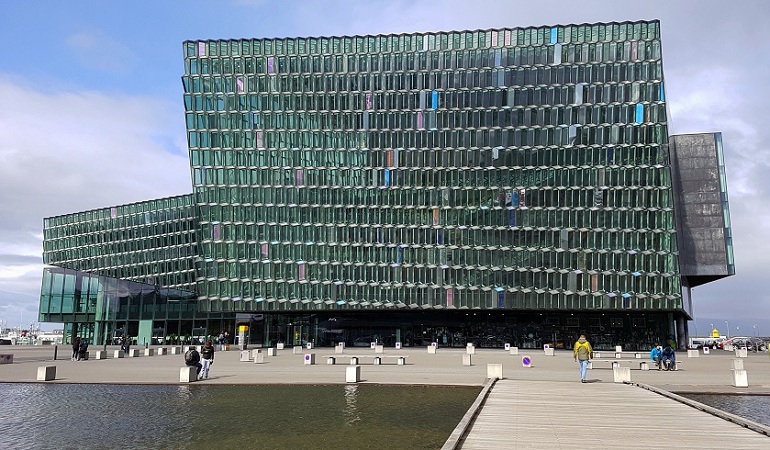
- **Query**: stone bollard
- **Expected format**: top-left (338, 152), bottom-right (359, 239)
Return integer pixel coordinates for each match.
top-left (687, 350), bottom-right (699, 358)
top-left (462, 354), bottom-right (473, 366)
top-left (735, 348), bottom-right (748, 358)
top-left (179, 366), bottom-right (197, 383)
top-left (37, 366), bottom-right (56, 381)
top-left (303, 353), bottom-right (316, 365)
top-left (613, 366), bottom-right (631, 383)
top-left (466, 344), bottom-right (476, 355)
top-left (615, 345), bottom-right (623, 353)
top-left (144, 348), bottom-right (154, 357)
top-left (129, 349), bottom-right (141, 357)
top-left (94, 351), bottom-right (107, 360)
top-left (487, 363), bottom-right (503, 379)
top-left (240, 350), bottom-right (251, 362)
top-left (730, 369), bottom-right (749, 388)
top-left (504, 343), bottom-right (511, 351)
top-left (170, 347), bottom-right (182, 355)
top-left (267, 347), bottom-right (277, 356)
top-left (730, 359), bottom-right (744, 370)
top-left (374, 345), bottom-right (384, 354)
top-left (427, 346), bottom-right (437, 354)
top-left (113, 350), bottom-right (125, 359)
top-left (346, 365), bottom-right (361, 383)
top-left (293, 346), bottom-right (303, 355)
top-left (157, 348), bottom-right (168, 356)
top-left (276, 343), bottom-right (285, 350)
top-left (509, 346), bottom-right (519, 355)
top-left (254, 352), bottom-right (265, 364)
top-left (544, 347), bottom-right (555, 356)
top-left (335, 345), bottom-right (345, 354)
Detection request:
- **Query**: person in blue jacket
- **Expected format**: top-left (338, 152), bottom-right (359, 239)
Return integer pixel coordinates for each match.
top-left (650, 343), bottom-right (662, 370)
top-left (661, 345), bottom-right (676, 371)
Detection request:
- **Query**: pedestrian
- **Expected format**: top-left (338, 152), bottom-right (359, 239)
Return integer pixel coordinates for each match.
top-left (72, 336), bottom-right (81, 361)
top-left (218, 332), bottom-right (225, 351)
top-left (650, 343), bottom-right (662, 370)
top-left (661, 345), bottom-right (676, 371)
top-left (184, 345), bottom-right (202, 377)
top-left (200, 339), bottom-right (215, 379)
top-left (121, 336), bottom-right (131, 355)
top-left (78, 339), bottom-right (89, 361)
top-left (573, 334), bottom-right (593, 383)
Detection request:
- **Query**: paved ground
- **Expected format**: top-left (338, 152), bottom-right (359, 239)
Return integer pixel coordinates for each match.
top-left (1, 344), bottom-right (769, 392)
top-left (4, 345), bottom-right (770, 448)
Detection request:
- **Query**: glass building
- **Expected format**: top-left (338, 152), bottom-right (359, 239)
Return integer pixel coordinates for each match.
top-left (40, 20), bottom-right (733, 350)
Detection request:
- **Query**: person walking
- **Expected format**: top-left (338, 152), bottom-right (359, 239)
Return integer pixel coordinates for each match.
top-left (200, 339), bottom-right (215, 379)
top-left (573, 334), bottom-right (593, 383)
top-left (218, 332), bottom-right (225, 351)
top-left (71, 336), bottom-right (81, 361)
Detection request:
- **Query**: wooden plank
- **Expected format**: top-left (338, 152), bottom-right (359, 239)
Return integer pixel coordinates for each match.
top-left (460, 380), bottom-right (770, 449)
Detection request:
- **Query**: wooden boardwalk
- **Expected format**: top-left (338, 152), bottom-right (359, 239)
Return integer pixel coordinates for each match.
top-left (458, 379), bottom-right (770, 449)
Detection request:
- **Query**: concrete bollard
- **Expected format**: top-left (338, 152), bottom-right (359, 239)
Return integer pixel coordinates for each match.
top-left (346, 365), bottom-right (361, 383)
top-left (37, 366), bottom-right (56, 381)
top-left (129, 349), bottom-right (141, 357)
top-left (374, 345), bottom-right (384, 354)
top-left (170, 347), bottom-right (182, 355)
top-left (487, 363), bottom-right (503, 379)
top-left (335, 345), bottom-right (345, 354)
top-left (254, 352), bottom-right (265, 364)
top-left (687, 350), bottom-right (699, 358)
top-left (94, 351), bottom-right (107, 360)
top-left (179, 366), bottom-right (197, 383)
top-left (613, 366), bottom-right (631, 383)
top-left (544, 348), bottom-right (555, 356)
top-left (276, 343), bottom-right (285, 350)
top-left (157, 348), bottom-right (168, 355)
top-left (730, 359), bottom-right (744, 370)
top-left (615, 345), bottom-right (623, 353)
top-left (735, 348), bottom-right (748, 358)
top-left (293, 346), bottom-right (303, 355)
top-left (267, 347), bottom-right (277, 356)
top-left (306, 342), bottom-right (313, 350)
top-left (373, 357), bottom-right (382, 365)
top-left (113, 350), bottom-right (125, 359)
top-left (144, 348), bottom-right (154, 357)
top-left (730, 369), bottom-right (748, 388)
top-left (427, 346), bottom-right (437, 354)
top-left (504, 343), bottom-right (511, 351)
top-left (509, 347), bottom-right (519, 355)
top-left (466, 344), bottom-right (476, 355)
top-left (251, 349), bottom-right (262, 359)
top-left (462, 354), bottom-right (473, 366)
top-left (303, 353), bottom-right (316, 365)
top-left (240, 350), bottom-right (251, 362)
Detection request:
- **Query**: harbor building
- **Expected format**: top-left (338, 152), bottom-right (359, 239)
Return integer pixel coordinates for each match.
top-left (39, 20), bottom-right (733, 350)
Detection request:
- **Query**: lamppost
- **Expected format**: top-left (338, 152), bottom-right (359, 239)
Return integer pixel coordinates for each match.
top-left (725, 320), bottom-right (730, 339)
top-left (754, 324), bottom-right (758, 338)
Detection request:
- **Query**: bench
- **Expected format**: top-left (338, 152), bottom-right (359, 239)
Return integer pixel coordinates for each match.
top-left (593, 351), bottom-right (645, 359)
top-left (324, 355), bottom-right (409, 365)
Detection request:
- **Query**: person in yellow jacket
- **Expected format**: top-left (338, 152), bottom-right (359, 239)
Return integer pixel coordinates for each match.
top-left (573, 334), bottom-right (593, 383)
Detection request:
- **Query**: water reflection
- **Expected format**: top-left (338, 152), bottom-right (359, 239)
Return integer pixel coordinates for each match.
top-left (343, 384), bottom-right (360, 426)
top-left (1, 383), bottom-right (480, 450)
top-left (682, 394), bottom-right (770, 427)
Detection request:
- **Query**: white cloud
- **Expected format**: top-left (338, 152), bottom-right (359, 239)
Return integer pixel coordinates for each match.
top-left (65, 30), bottom-right (138, 74)
top-left (0, 76), bottom-right (192, 327)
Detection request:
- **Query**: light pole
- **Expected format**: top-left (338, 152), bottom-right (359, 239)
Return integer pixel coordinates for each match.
top-left (725, 320), bottom-right (730, 339)
top-left (754, 324), bottom-right (758, 338)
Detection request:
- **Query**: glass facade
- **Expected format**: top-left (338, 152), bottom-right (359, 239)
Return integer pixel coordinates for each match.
top-left (182, 20), bottom-right (681, 315)
top-left (40, 20), bottom-right (734, 350)
top-left (43, 194), bottom-right (199, 291)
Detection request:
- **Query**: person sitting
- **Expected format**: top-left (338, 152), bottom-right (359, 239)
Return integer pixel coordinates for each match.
top-left (78, 339), bottom-right (89, 361)
top-left (661, 345), bottom-right (676, 371)
top-left (650, 343), bottom-right (662, 370)
top-left (184, 346), bottom-right (202, 377)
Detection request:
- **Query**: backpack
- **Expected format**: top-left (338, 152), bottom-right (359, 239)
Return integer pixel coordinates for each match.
top-left (184, 349), bottom-right (195, 363)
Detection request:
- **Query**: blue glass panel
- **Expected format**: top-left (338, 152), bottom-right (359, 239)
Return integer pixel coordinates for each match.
top-left (550, 27), bottom-right (558, 44)
top-left (635, 103), bottom-right (644, 124)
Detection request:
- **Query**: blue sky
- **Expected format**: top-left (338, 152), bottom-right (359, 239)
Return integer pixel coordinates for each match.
top-left (1, 0), bottom-right (769, 336)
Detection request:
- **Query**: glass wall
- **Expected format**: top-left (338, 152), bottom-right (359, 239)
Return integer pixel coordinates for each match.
top-left (182, 20), bottom-right (682, 314)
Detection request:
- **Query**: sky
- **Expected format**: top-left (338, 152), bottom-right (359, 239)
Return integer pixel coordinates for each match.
top-left (1, 0), bottom-right (769, 336)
